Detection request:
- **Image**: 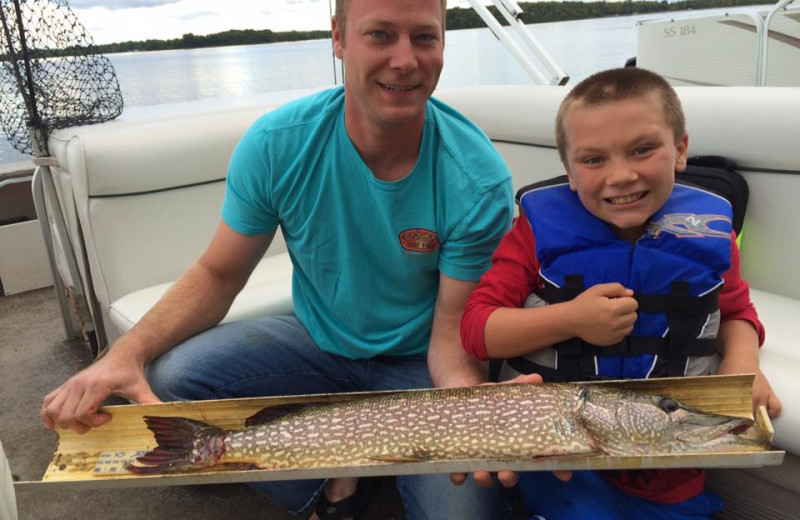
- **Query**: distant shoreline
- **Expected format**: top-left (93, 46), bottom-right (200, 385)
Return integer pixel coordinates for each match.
top-left (90, 0), bottom-right (773, 55)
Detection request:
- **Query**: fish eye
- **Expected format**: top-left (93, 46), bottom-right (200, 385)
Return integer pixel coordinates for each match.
top-left (658, 398), bottom-right (680, 413)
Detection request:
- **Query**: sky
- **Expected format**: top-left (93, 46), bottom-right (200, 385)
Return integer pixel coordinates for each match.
top-left (69, 0), bottom-right (477, 45)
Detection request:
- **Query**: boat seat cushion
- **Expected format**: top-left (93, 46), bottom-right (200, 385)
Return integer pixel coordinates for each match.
top-left (109, 253), bottom-right (294, 335)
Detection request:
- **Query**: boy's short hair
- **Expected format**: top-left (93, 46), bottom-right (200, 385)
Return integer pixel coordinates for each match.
top-left (556, 68), bottom-right (686, 163)
top-left (335, 0), bottom-right (448, 42)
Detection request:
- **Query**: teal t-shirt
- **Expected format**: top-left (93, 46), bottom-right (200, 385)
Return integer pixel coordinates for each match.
top-left (223, 87), bottom-right (512, 358)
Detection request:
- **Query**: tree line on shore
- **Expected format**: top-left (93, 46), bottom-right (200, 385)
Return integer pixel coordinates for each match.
top-left (84, 0), bottom-right (777, 55)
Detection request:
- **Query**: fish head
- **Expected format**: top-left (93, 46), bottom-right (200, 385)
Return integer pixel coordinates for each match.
top-left (577, 386), bottom-right (754, 456)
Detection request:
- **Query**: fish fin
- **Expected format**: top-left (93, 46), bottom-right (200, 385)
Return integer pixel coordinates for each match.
top-left (245, 404), bottom-right (321, 427)
top-left (127, 416), bottom-right (226, 475)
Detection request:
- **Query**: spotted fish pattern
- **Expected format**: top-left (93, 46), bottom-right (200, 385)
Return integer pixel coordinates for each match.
top-left (127, 383), bottom-right (758, 475)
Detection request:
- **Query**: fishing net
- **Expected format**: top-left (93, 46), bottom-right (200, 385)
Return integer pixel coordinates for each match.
top-left (0, 0), bottom-right (123, 156)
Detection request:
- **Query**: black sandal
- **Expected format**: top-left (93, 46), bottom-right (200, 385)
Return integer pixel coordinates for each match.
top-left (314, 477), bottom-right (380, 520)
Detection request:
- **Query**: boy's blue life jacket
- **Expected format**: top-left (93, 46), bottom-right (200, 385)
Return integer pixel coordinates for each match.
top-left (508, 177), bottom-right (733, 381)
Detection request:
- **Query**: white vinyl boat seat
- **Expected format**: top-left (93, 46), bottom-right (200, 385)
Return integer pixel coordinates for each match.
top-left (109, 253), bottom-right (294, 333)
top-left (47, 95), bottom-right (298, 348)
top-left (747, 289), bottom-right (800, 452)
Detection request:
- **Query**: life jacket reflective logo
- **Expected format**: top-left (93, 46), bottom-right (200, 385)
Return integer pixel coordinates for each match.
top-left (509, 179), bottom-right (732, 381)
top-left (647, 213), bottom-right (732, 240)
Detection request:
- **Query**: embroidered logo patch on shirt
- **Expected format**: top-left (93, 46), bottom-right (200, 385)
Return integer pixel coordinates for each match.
top-left (399, 228), bottom-right (440, 253)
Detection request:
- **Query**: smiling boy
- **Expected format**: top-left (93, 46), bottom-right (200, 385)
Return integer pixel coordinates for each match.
top-left (461, 67), bottom-right (781, 518)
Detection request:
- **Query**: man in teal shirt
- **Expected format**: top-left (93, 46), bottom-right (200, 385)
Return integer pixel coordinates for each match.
top-left (223, 86), bottom-right (511, 360)
top-left (42, 0), bottom-right (513, 517)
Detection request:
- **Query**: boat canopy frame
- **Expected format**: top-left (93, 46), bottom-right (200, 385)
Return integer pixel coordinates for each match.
top-left (759, 0), bottom-right (799, 85)
top-left (466, 0), bottom-right (569, 85)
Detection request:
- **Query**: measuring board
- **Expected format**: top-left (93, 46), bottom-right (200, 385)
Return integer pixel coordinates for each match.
top-left (17, 374), bottom-right (786, 491)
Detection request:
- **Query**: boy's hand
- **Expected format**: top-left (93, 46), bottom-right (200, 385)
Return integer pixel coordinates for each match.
top-left (570, 283), bottom-right (637, 346)
top-left (752, 368), bottom-right (783, 418)
top-left (717, 360), bottom-right (782, 419)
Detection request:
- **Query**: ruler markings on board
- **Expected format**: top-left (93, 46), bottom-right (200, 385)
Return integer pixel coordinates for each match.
top-left (93, 450), bottom-right (147, 475)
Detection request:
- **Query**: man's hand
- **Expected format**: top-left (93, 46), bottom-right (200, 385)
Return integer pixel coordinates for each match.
top-left (41, 346), bottom-right (161, 434)
top-left (570, 283), bottom-right (637, 346)
top-left (448, 373), bottom-right (573, 488)
top-left (40, 222), bottom-right (272, 434)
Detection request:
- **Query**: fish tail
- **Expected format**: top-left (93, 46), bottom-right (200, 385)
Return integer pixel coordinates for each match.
top-left (127, 416), bottom-right (226, 475)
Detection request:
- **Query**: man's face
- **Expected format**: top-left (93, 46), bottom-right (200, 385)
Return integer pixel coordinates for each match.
top-left (562, 94), bottom-right (688, 242)
top-left (333, 0), bottom-right (444, 130)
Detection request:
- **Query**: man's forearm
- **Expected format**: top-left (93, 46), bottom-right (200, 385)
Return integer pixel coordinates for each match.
top-left (428, 335), bottom-right (488, 388)
top-left (120, 260), bottom-right (245, 364)
top-left (428, 275), bottom-right (489, 388)
top-left (114, 222), bottom-right (272, 365)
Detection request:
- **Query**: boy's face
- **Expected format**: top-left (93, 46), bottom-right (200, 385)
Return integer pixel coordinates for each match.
top-left (562, 94), bottom-right (689, 242)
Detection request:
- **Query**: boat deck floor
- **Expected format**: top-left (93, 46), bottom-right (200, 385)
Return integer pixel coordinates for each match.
top-left (0, 288), bottom-right (404, 519)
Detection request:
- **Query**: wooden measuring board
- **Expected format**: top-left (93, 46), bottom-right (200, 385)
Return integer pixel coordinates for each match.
top-left (18, 374), bottom-right (785, 491)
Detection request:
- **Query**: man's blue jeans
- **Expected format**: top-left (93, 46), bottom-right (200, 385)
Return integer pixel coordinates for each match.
top-left (147, 316), bottom-right (508, 519)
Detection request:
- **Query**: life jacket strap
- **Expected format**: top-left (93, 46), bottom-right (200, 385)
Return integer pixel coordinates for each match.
top-left (522, 277), bottom-right (721, 380)
top-left (505, 354), bottom-right (617, 382)
top-left (635, 283), bottom-right (720, 316)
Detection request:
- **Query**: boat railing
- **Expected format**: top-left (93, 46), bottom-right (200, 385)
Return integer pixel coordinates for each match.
top-left (31, 164), bottom-right (91, 343)
top-left (466, 0), bottom-right (568, 85)
top-left (759, 0), bottom-right (799, 86)
top-left (637, 0), bottom-right (799, 87)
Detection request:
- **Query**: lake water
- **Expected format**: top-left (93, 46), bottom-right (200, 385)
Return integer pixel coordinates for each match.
top-left (0, 7), bottom-right (750, 164)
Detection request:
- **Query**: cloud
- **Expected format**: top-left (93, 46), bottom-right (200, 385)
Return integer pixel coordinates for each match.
top-left (72, 0), bottom-right (342, 44)
top-left (177, 10), bottom-right (216, 21)
top-left (69, 0), bottom-right (182, 10)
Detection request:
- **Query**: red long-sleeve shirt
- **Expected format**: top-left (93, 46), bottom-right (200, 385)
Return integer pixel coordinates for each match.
top-left (460, 215), bottom-right (764, 503)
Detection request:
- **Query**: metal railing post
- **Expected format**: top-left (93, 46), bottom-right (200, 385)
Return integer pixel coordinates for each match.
top-left (467, 0), bottom-right (569, 85)
top-left (759, 0), bottom-right (796, 86)
top-left (31, 166), bottom-right (80, 339)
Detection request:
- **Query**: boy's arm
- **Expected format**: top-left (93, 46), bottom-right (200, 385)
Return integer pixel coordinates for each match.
top-left (461, 216), bottom-right (539, 360)
top-left (716, 234), bottom-right (781, 417)
top-left (485, 283), bottom-right (637, 358)
top-left (461, 217), bottom-right (638, 360)
top-left (716, 319), bottom-right (782, 417)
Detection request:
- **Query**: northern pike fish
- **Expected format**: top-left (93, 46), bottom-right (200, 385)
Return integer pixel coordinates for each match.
top-left (127, 383), bottom-right (761, 475)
